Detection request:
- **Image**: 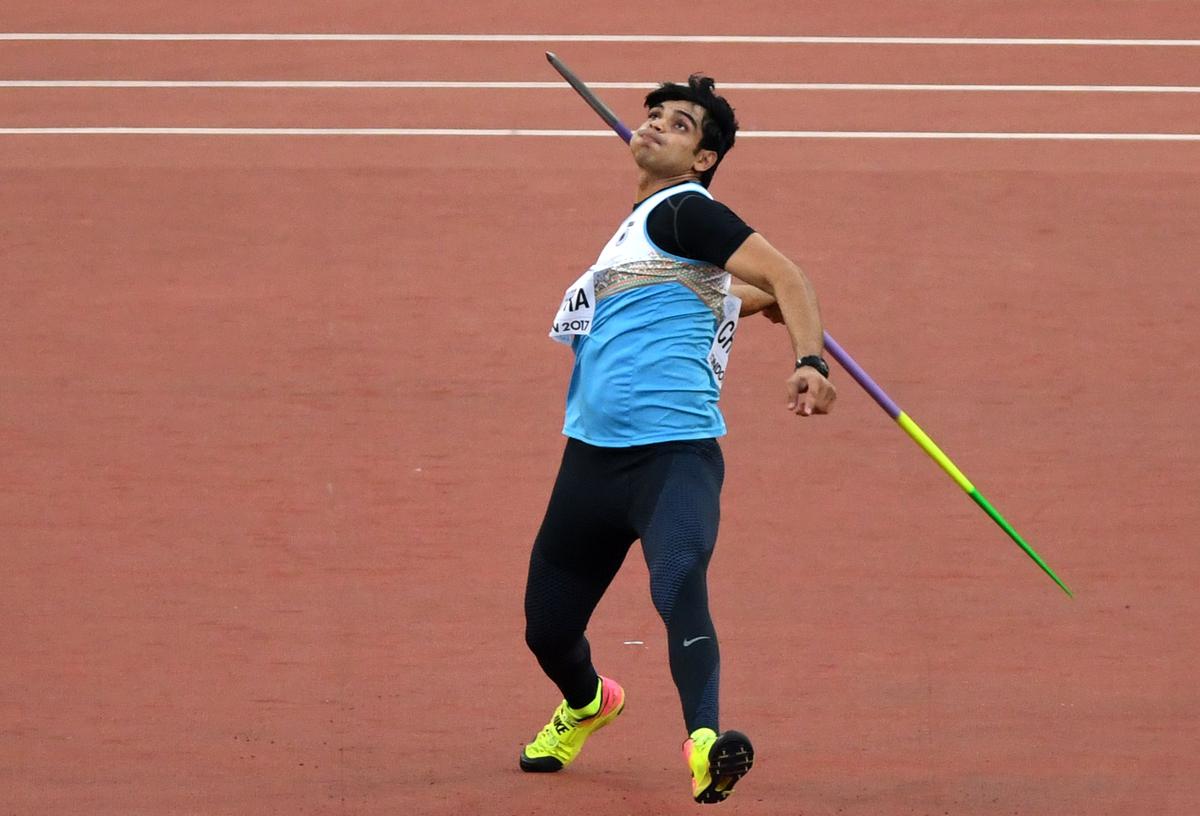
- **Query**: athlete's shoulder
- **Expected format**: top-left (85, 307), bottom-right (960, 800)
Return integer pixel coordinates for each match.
top-left (648, 189), bottom-right (755, 268)
top-left (669, 190), bottom-right (744, 222)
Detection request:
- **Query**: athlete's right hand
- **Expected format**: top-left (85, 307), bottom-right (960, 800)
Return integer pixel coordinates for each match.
top-left (786, 368), bottom-right (836, 416)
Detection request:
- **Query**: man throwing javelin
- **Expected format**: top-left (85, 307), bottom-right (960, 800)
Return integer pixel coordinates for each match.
top-left (520, 74), bottom-right (836, 804)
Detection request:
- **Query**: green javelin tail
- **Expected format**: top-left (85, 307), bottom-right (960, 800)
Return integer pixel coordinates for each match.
top-left (895, 412), bottom-right (1073, 597)
top-left (969, 491), bottom-right (1073, 598)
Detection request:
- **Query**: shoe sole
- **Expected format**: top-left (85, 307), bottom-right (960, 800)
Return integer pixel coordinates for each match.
top-left (519, 753), bottom-right (564, 773)
top-left (695, 730), bottom-right (754, 804)
top-left (518, 702), bottom-right (626, 773)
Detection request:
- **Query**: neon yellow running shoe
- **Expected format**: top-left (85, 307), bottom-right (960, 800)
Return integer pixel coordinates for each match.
top-left (683, 727), bottom-right (755, 804)
top-left (519, 676), bottom-right (625, 772)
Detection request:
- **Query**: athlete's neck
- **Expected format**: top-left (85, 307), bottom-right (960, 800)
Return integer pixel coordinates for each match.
top-left (634, 171), bottom-right (701, 204)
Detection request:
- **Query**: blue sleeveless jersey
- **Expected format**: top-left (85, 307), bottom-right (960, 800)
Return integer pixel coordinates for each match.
top-left (552, 182), bottom-right (741, 447)
top-left (563, 283), bottom-right (727, 446)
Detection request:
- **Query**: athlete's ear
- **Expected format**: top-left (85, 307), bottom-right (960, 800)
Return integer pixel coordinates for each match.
top-left (693, 148), bottom-right (718, 174)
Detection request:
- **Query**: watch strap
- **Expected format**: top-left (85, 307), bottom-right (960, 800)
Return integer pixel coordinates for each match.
top-left (795, 355), bottom-right (830, 378)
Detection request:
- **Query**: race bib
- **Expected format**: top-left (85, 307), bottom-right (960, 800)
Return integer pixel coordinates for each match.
top-left (548, 269), bottom-right (596, 345)
top-left (706, 293), bottom-right (741, 390)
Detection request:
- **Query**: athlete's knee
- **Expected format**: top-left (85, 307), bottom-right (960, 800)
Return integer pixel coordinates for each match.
top-left (524, 619), bottom-right (578, 661)
top-left (524, 621), bottom-right (552, 657)
top-left (649, 562), bottom-right (709, 626)
top-left (648, 576), bottom-right (678, 623)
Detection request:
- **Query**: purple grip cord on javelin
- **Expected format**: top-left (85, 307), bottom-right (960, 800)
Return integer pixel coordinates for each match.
top-left (821, 332), bottom-right (902, 420)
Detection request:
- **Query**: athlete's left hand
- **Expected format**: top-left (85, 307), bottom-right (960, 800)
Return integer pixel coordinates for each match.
top-left (786, 368), bottom-right (836, 416)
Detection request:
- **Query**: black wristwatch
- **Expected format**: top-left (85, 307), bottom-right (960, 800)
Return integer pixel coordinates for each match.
top-left (795, 355), bottom-right (830, 378)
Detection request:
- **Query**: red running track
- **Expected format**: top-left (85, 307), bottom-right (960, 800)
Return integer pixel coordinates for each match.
top-left (3, 6), bottom-right (1200, 816)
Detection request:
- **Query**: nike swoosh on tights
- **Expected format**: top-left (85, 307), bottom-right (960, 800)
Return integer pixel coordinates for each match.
top-left (682, 636), bottom-right (711, 647)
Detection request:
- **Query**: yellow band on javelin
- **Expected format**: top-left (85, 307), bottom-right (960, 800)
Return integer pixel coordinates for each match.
top-left (895, 412), bottom-right (976, 494)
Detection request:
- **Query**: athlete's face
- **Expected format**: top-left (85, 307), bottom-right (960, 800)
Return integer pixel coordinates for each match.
top-left (630, 100), bottom-right (718, 179)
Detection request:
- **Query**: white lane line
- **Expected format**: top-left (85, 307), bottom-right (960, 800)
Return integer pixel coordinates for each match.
top-left (4, 80), bottom-right (1200, 93)
top-left (745, 131), bottom-right (1200, 140)
top-left (3, 33), bottom-right (1200, 46)
top-left (0, 127), bottom-right (613, 136)
top-left (2, 127), bottom-right (1198, 140)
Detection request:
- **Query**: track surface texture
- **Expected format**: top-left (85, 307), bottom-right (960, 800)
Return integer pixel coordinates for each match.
top-left (3, 3), bottom-right (1199, 815)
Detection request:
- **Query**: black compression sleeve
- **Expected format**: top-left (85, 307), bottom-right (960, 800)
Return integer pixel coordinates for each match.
top-left (645, 192), bottom-right (755, 268)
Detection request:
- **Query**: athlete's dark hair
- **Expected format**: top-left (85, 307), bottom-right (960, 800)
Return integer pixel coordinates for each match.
top-left (644, 74), bottom-right (739, 188)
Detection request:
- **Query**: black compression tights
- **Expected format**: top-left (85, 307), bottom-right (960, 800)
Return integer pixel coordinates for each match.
top-left (523, 437), bottom-right (724, 733)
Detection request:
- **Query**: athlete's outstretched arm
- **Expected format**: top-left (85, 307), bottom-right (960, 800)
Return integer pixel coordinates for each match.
top-left (724, 233), bottom-right (836, 416)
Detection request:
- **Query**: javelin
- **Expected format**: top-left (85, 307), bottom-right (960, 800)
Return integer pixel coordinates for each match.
top-left (545, 51), bottom-right (1072, 598)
